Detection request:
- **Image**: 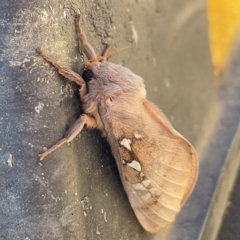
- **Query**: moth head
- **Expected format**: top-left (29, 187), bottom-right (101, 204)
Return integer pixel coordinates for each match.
top-left (80, 46), bottom-right (129, 84)
top-left (80, 52), bottom-right (146, 101)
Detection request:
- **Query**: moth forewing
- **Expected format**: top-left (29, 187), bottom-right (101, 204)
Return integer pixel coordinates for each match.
top-left (98, 96), bottom-right (198, 233)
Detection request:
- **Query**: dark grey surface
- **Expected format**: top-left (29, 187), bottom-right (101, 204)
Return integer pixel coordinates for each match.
top-left (216, 41), bottom-right (240, 240)
top-left (217, 168), bottom-right (240, 240)
top-left (1, 0), bottom-right (236, 239)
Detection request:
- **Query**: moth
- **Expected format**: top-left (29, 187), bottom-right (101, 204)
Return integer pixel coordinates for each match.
top-left (37, 14), bottom-right (198, 234)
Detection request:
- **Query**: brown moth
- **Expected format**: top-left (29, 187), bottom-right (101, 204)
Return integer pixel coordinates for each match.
top-left (37, 14), bottom-right (198, 234)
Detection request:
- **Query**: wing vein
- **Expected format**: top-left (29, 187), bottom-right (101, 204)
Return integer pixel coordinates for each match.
top-left (150, 179), bottom-right (182, 200)
top-left (159, 161), bottom-right (191, 172)
top-left (162, 149), bottom-right (190, 157)
top-left (154, 170), bottom-right (187, 187)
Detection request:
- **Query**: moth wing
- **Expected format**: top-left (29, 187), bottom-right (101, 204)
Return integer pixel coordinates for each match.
top-left (143, 100), bottom-right (198, 203)
top-left (110, 100), bottom-right (198, 233)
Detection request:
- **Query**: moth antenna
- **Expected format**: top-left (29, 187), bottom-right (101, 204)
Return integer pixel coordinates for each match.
top-left (84, 46), bottom-right (129, 69)
top-left (102, 44), bottom-right (112, 57)
top-left (104, 46), bottom-right (129, 59)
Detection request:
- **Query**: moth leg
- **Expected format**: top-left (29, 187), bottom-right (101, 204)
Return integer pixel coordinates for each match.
top-left (39, 114), bottom-right (97, 161)
top-left (36, 47), bottom-right (85, 87)
top-left (76, 14), bottom-right (97, 60)
top-left (79, 83), bottom-right (87, 99)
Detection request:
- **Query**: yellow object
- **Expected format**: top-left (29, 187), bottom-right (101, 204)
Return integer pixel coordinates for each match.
top-left (207, 1), bottom-right (240, 76)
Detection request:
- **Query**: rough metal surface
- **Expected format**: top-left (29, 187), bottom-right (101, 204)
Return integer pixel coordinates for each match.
top-left (217, 168), bottom-right (240, 240)
top-left (0, 0), bottom-right (221, 239)
top-left (215, 41), bottom-right (240, 240)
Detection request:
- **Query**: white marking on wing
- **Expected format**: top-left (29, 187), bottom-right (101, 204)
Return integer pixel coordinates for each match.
top-left (134, 133), bottom-right (142, 139)
top-left (133, 183), bottom-right (147, 191)
top-left (142, 179), bottom-right (151, 187)
top-left (149, 188), bottom-right (156, 195)
top-left (127, 160), bottom-right (141, 171)
top-left (141, 193), bottom-right (152, 202)
top-left (120, 138), bottom-right (132, 151)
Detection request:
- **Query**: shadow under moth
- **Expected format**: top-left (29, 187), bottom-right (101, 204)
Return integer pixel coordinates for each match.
top-left (37, 14), bottom-right (198, 234)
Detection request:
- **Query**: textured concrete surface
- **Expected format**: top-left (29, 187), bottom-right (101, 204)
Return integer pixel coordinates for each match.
top-left (1, 0), bottom-right (236, 239)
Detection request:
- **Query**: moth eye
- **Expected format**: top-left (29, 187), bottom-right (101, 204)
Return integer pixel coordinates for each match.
top-left (82, 70), bottom-right (94, 82)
